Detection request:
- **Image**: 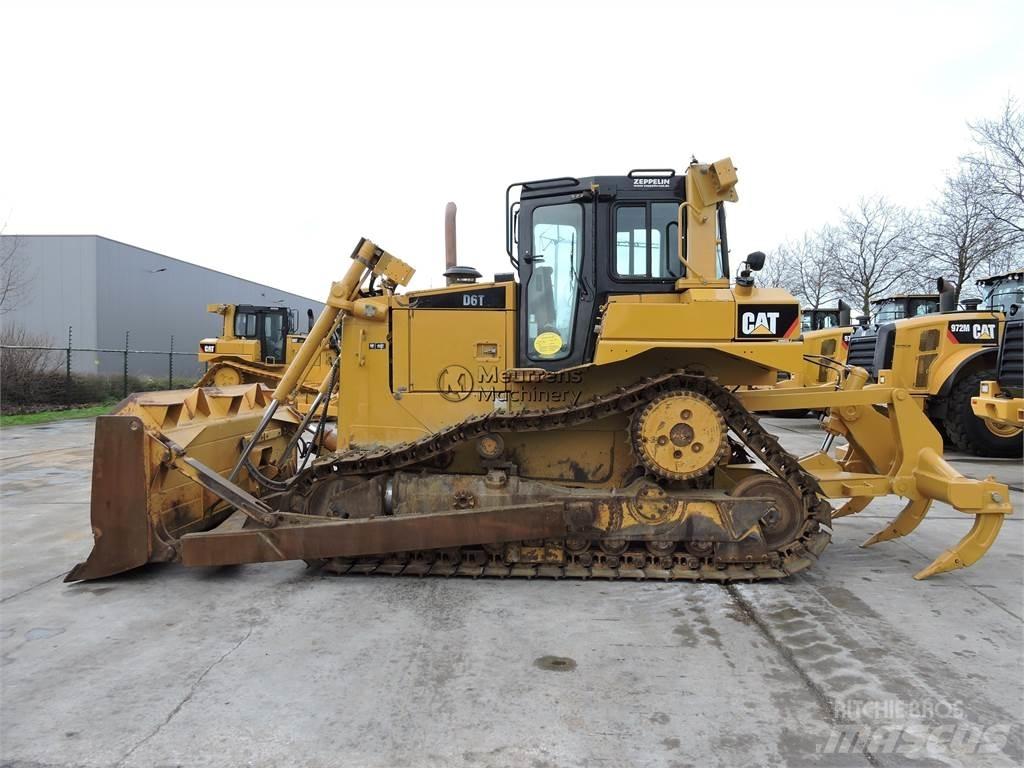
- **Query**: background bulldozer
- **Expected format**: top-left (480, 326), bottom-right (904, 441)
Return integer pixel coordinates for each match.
top-left (68, 159), bottom-right (1012, 586)
top-left (196, 302), bottom-right (337, 411)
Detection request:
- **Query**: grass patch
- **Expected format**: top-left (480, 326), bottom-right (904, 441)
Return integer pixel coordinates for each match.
top-left (0, 402), bottom-right (116, 428)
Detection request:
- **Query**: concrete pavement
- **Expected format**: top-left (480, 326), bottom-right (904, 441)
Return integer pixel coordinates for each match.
top-left (1, 416), bottom-right (1021, 767)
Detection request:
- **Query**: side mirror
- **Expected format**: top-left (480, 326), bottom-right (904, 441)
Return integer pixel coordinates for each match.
top-left (746, 251), bottom-right (766, 272)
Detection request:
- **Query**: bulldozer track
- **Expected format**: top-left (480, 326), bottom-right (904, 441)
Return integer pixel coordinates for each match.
top-left (294, 372), bottom-right (834, 581)
top-left (197, 360), bottom-right (321, 397)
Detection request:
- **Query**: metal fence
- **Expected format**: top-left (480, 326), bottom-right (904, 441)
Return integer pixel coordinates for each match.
top-left (1, 325), bottom-right (205, 409)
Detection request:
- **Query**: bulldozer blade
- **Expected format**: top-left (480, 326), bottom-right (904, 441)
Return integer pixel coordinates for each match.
top-left (65, 416), bottom-right (150, 582)
top-left (67, 383), bottom-right (298, 582)
top-left (860, 498), bottom-right (932, 548)
top-left (913, 514), bottom-right (1005, 580)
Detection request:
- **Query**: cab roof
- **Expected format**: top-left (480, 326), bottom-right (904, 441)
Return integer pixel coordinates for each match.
top-left (518, 170), bottom-right (686, 200)
top-left (976, 271), bottom-right (1024, 286)
top-left (870, 294), bottom-right (939, 305)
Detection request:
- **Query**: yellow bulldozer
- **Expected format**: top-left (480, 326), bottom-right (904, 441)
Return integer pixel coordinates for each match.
top-left (67, 159), bottom-right (1012, 585)
top-left (196, 302), bottom-right (337, 410)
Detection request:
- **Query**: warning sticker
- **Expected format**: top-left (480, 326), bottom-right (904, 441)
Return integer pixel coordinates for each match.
top-left (533, 331), bottom-right (563, 356)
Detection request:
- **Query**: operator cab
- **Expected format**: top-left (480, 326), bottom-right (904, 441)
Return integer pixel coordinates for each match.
top-left (232, 305), bottom-right (297, 364)
top-left (870, 294), bottom-right (939, 327)
top-left (977, 272), bottom-right (1023, 317)
top-left (507, 169), bottom-right (729, 370)
top-left (802, 301), bottom-right (852, 332)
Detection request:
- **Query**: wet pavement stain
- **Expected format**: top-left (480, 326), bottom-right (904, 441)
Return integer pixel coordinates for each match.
top-left (534, 655), bottom-right (576, 672)
top-left (24, 627), bottom-right (65, 641)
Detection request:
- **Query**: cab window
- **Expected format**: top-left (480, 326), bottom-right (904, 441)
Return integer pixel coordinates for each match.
top-left (527, 203), bottom-right (583, 361)
top-left (614, 203), bottom-right (681, 280)
top-left (987, 281), bottom-right (1023, 315)
top-left (909, 299), bottom-right (938, 317)
top-left (235, 312), bottom-right (257, 337)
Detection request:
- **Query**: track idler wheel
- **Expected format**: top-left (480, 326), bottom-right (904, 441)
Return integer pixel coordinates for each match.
top-left (730, 474), bottom-right (804, 550)
top-left (212, 365), bottom-right (244, 387)
top-left (631, 391), bottom-right (728, 480)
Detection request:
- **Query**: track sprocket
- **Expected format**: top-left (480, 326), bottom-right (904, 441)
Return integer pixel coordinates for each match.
top-left (630, 390), bottom-right (729, 480)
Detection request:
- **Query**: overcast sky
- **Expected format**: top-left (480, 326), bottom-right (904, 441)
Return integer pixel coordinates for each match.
top-left (2, 0), bottom-right (1021, 300)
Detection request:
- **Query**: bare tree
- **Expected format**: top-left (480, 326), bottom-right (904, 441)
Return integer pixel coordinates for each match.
top-left (759, 230), bottom-right (842, 307)
top-left (0, 325), bottom-right (60, 406)
top-left (757, 242), bottom-right (799, 294)
top-left (962, 96), bottom-right (1024, 235)
top-left (984, 239), bottom-right (1024, 277)
top-left (919, 166), bottom-right (1021, 303)
top-left (0, 232), bottom-right (29, 315)
top-left (833, 196), bottom-right (919, 314)
top-left (786, 228), bottom-right (843, 308)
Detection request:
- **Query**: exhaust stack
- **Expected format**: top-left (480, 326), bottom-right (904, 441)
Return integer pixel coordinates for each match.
top-left (937, 277), bottom-right (957, 312)
top-left (445, 202), bottom-right (457, 282)
top-left (838, 299), bottom-right (851, 327)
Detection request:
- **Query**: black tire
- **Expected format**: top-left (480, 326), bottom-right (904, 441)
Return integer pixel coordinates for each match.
top-left (928, 415), bottom-right (950, 445)
top-left (944, 370), bottom-right (1024, 458)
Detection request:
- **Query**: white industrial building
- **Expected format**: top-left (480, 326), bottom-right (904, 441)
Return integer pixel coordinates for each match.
top-left (0, 235), bottom-right (323, 377)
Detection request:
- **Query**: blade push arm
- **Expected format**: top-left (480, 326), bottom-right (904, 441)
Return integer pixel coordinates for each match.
top-left (228, 238), bottom-right (413, 482)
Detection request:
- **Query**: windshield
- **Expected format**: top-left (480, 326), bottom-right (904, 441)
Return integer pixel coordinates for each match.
top-left (984, 280), bottom-right (1024, 316)
top-left (874, 298), bottom-right (938, 325)
top-left (802, 310), bottom-right (839, 332)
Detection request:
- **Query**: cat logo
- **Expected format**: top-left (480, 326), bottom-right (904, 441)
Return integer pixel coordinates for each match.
top-left (741, 311), bottom-right (780, 335)
top-left (946, 320), bottom-right (998, 345)
top-left (973, 323), bottom-right (995, 341)
top-left (736, 304), bottom-right (800, 339)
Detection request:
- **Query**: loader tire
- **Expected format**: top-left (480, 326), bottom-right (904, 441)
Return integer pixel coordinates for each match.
top-left (767, 409), bottom-right (811, 418)
top-left (944, 370), bottom-right (1023, 458)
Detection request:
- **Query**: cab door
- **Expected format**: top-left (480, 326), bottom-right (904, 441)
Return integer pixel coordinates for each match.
top-left (256, 309), bottom-right (286, 364)
top-left (517, 196), bottom-right (595, 370)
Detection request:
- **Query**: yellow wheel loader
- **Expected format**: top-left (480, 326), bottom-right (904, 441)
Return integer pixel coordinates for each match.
top-left (196, 303), bottom-right (337, 411)
top-left (767, 302), bottom-right (853, 416)
top-left (972, 272), bottom-right (1024, 428)
top-left (67, 159), bottom-right (1011, 585)
top-left (808, 283), bottom-right (1021, 457)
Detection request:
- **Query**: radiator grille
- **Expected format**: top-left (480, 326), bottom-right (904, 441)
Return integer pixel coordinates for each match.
top-left (997, 318), bottom-right (1023, 393)
top-left (847, 333), bottom-right (878, 377)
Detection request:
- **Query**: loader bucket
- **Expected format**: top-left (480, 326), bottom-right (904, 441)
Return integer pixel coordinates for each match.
top-left (66, 384), bottom-right (297, 582)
